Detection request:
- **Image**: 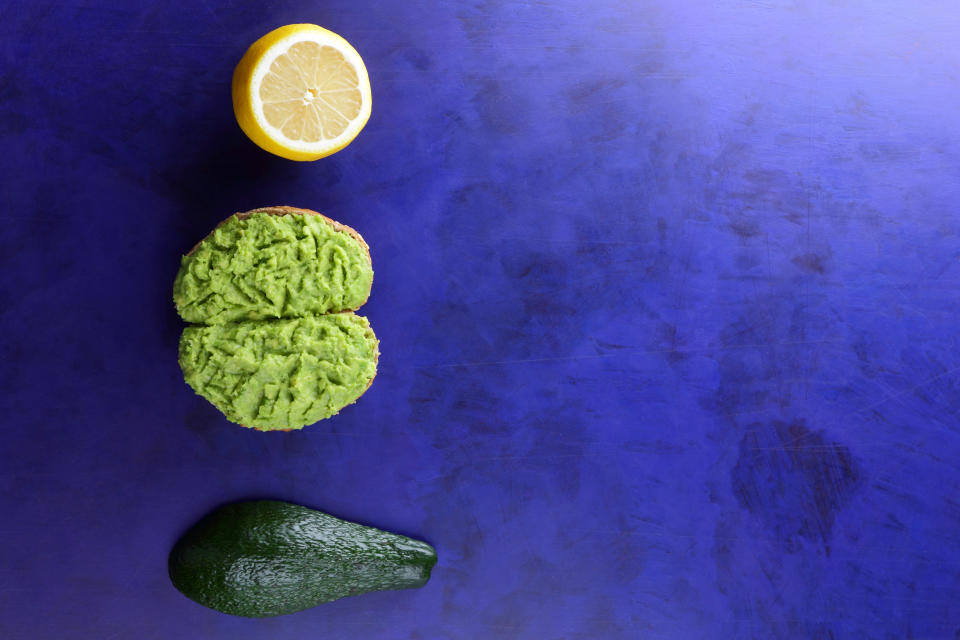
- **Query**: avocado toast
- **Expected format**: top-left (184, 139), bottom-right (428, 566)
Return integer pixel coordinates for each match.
top-left (174, 207), bottom-right (378, 430)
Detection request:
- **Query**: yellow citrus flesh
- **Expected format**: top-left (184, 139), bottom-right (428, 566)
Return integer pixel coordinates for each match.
top-left (232, 24), bottom-right (372, 161)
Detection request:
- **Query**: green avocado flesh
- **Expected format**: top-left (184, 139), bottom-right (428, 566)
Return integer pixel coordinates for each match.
top-left (179, 314), bottom-right (378, 431)
top-left (173, 212), bottom-right (373, 325)
top-left (169, 500), bottom-right (437, 618)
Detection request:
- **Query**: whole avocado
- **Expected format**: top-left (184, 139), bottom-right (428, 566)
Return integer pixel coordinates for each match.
top-left (169, 500), bottom-right (437, 617)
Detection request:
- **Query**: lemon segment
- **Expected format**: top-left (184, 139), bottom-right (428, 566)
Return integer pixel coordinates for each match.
top-left (232, 24), bottom-right (372, 161)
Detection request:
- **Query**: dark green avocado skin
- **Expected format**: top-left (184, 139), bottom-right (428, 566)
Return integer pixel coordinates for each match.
top-left (168, 500), bottom-right (438, 617)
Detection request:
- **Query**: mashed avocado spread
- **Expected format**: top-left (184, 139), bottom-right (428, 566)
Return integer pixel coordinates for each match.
top-left (174, 211), bottom-right (373, 324)
top-left (179, 314), bottom-right (378, 430)
top-left (174, 209), bottom-right (378, 431)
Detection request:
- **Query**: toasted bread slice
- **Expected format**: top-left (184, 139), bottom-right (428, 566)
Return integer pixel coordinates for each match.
top-left (179, 313), bottom-right (379, 431)
top-left (174, 206), bottom-right (373, 325)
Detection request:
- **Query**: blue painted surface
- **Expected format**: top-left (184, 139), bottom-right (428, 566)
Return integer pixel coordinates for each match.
top-left (2, 1), bottom-right (960, 637)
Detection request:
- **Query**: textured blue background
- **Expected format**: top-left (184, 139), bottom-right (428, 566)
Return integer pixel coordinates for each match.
top-left (3, 1), bottom-right (960, 638)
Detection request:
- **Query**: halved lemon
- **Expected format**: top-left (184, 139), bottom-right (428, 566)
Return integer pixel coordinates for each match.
top-left (232, 24), bottom-right (372, 161)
